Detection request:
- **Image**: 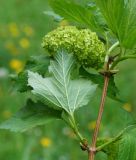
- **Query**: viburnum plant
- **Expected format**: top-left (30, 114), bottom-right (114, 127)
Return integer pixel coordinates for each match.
top-left (1, 0), bottom-right (136, 160)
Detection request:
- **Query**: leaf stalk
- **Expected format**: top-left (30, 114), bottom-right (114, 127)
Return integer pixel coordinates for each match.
top-left (105, 41), bottom-right (120, 63)
top-left (111, 55), bottom-right (136, 69)
top-left (65, 114), bottom-right (90, 151)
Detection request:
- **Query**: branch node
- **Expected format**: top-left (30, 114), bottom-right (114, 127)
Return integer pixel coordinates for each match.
top-left (89, 147), bottom-right (97, 153)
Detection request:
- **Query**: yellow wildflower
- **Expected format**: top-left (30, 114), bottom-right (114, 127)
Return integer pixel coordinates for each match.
top-left (59, 20), bottom-right (69, 26)
top-left (10, 47), bottom-right (20, 55)
top-left (88, 121), bottom-right (96, 130)
top-left (19, 38), bottom-right (30, 49)
top-left (23, 26), bottom-right (34, 36)
top-left (40, 137), bottom-right (52, 148)
top-left (5, 41), bottom-right (19, 55)
top-left (5, 41), bottom-right (15, 50)
top-left (88, 121), bottom-right (104, 131)
top-left (2, 110), bottom-right (12, 119)
top-left (123, 103), bottom-right (132, 112)
top-left (8, 23), bottom-right (20, 37)
top-left (9, 59), bottom-right (23, 73)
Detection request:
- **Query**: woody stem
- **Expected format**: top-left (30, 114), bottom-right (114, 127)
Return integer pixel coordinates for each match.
top-left (89, 74), bottom-right (110, 160)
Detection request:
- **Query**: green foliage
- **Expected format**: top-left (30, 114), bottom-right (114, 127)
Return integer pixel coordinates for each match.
top-left (97, 137), bottom-right (119, 160)
top-left (1, 0), bottom-right (136, 159)
top-left (49, 0), bottom-right (136, 50)
top-left (79, 67), bottom-right (120, 101)
top-left (0, 99), bottom-right (62, 132)
top-left (49, 0), bottom-right (102, 32)
top-left (28, 50), bottom-right (97, 115)
top-left (0, 50), bottom-right (97, 134)
top-left (42, 26), bottom-right (105, 69)
top-left (87, 1), bottom-right (107, 31)
top-left (14, 55), bottom-right (50, 92)
top-left (99, 127), bottom-right (136, 160)
top-left (96, 0), bottom-right (136, 49)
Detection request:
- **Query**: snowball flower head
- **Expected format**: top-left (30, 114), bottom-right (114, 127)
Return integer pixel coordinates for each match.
top-left (42, 26), bottom-right (105, 69)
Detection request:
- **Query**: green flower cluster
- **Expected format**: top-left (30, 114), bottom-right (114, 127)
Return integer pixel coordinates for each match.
top-left (42, 26), bottom-right (105, 69)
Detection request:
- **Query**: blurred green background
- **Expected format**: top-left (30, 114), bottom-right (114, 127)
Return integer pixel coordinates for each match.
top-left (0, 0), bottom-right (136, 160)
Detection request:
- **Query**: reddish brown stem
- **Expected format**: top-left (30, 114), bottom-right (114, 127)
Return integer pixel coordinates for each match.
top-left (89, 75), bottom-right (110, 160)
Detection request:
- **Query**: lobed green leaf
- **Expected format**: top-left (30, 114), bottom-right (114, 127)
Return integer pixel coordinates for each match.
top-left (0, 100), bottom-right (62, 132)
top-left (28, 50), bottom-right (97, 115)
top-left (96, 0), bottom-right (136, 49)
top-left (49, 0), bottom-right (104, 33)
top-left (96, 125), bottom-right (136, 160)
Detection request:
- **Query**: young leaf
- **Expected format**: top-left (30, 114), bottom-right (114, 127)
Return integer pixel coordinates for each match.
top-left (101, 128), bottom-right (136, 160)
top-left (49, 0), bottom-right (103, 32)
top-left (0, 100), bottom-right (62, 132)
top-left (96, 0), bottom-right (136, 49)
top-left (87, 1), bottom-right (108, 31)
top-left (15, 55), bottom-right (50, 92)
top-left (28, 50), bottom-right (97, 115)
